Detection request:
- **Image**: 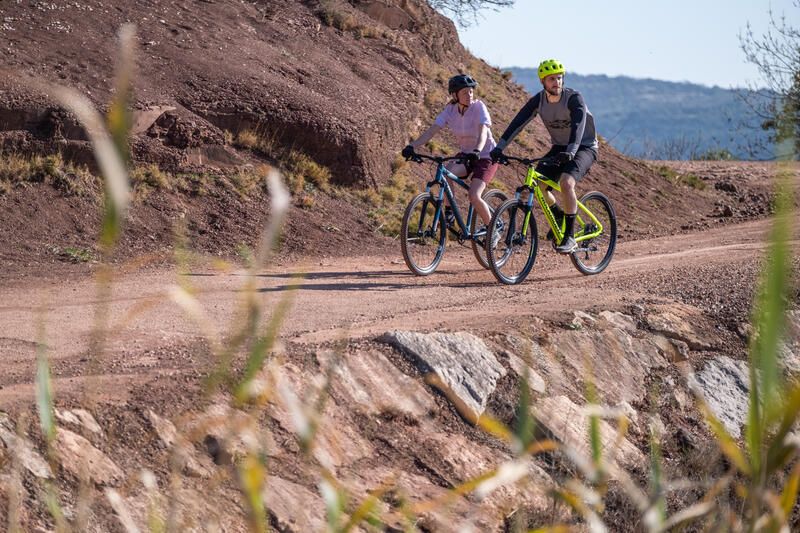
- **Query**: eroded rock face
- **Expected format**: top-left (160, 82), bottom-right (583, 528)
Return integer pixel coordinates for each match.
top-left (146, 410), bottom-right (212, 478)
top-left (272, 363), bottom-right (374, 469)
top-left (319, 348), bottom-right (435, 418)
top-left (534, 395), bottom-right (646, 474)
top-left (263, 476), bottom-right (326, 533)
top-left (381, 331), bottom-right (506, 420)
top-left (0, 0), bottom-right (464, 186)
top-left (688, 356), bottom-right (750, 438)
top-left (0, 418), bottom-right (52, 479)
top-left (548, 328), bottom-right (669, 406)
top-left (55, 428), bottom-right (124, 487)
top-left (54, 408), bottom-right (102, 436)
top-left (646, 306), bottom-right (713, 351)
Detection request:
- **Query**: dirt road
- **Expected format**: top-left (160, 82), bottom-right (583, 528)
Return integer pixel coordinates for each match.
top-left (0, 218), bottom-right (785, 411)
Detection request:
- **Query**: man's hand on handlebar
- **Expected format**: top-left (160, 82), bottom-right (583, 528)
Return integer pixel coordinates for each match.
top-left (489, 147), bottom-right (505, 164)
top-left (401, 144), bottom-right (415, 160)
top-left (554, 151), bottom-right (573, 166)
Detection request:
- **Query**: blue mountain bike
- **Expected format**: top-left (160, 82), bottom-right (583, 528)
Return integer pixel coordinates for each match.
top-left (400, 152), bottom-right (508, 276)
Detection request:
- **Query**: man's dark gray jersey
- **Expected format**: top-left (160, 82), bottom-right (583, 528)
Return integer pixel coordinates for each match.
top-left (496, 88), bottom-right (598, 156)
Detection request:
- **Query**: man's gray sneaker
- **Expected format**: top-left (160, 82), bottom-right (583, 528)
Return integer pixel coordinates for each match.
top-left (555, 235), bottom-right (577, 254)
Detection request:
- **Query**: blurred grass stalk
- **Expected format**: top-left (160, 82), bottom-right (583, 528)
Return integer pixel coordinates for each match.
top-left (691, 135), bottom-right (798, 530)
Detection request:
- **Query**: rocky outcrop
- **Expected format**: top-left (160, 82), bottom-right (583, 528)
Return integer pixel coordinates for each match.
top-left (263, 476), bottom-right (326, 532)
top-left (319, 348), bottom-right (435, 417)
top-left (646, 304), bottom-right (714, 351)
top-left (534, 395), bottom-right (646, 473)
top-left (688, 356), bottom-right (750, 438)
top-left (55, 428), bottom-right (125, 486)
top-left (0, 417), bottom-right (52, 479)
top-left (6, 303), bottom-right (798, 531)
top-left (381, 330), bottom-right (507, 421)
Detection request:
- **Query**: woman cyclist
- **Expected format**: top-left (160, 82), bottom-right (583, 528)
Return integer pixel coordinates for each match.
top-left (401, 74), bottom-right (500, 234)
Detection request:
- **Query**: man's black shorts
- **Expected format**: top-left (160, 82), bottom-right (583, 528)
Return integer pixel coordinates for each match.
top-left (535, 145), bottom-right (597, 183)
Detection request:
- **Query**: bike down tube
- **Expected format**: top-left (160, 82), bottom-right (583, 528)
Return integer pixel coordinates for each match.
top-left (533, 174), bottom-right (561, 237)
top-left (439, 166), bottom-right (472, 233)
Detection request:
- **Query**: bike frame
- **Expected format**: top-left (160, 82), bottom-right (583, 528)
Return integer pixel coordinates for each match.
top-left (422, 157), bottom-right (481, 241)
top-left (513, 162), bottom-right (605, 247)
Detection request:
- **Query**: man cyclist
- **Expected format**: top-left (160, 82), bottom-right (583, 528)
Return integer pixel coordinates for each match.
top-left (490, 59), bottom-right (598, 253)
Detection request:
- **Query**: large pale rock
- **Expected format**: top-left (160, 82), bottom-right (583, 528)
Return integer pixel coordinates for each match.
top-left (318, 348), bottom-right (435, 417)
top-left (420, 432), bottom-right (551, 516)
top-left (501, 334), bottom-right (570, 397)
top-left (263, 476), bottom-right (326, 533)
top-left (55, 428), bottom-right (124, 486)
top-left (381, 331), bottom-right (506, 420)
top-left (646, 308), bottom-right (712, 350)
top-left (0, 418), bottom-right (52, 479)
top-left (598, 311), bottom-right (638, 333)
top-left (688, 356), bottom-right (750, 438)
top-left (534, 395), bottom-right (646, 474)
top-left (55, 408), bottom-right (103, 436)
top-left (504, 352), bottom-right (547, 394)
top-left (549, 328), bottom-right (669, 405)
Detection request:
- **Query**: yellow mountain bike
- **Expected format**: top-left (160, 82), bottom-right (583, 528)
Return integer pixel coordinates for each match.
top-left (485, 154), bottom-right (617, 285)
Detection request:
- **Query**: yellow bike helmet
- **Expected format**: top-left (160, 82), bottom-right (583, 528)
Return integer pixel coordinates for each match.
top-left (538, 59), bottom-right (565, 79)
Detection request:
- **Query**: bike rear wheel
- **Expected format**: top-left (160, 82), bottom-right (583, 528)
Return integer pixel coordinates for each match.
top-left (470, 188), bottom-right (508, 269)
top-left (570, 191), bottom-right (617, 275)
top-left (486, 198), bottom-right (538, 285)
top-left (401, 192), bottom-right (447, 275)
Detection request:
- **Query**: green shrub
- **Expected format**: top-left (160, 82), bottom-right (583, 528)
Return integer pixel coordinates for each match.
top-left (648, 164), bottom-right (706, 190)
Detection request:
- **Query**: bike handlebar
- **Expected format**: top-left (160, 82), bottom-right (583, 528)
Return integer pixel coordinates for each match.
top-left (494, 154), bottom-right (556, 166)
top-left (404, 152), bottom-right (468, 165)
top-left (403, 151), bottom-right (556, 168)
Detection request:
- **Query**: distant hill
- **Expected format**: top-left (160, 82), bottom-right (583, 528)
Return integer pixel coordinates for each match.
top-left (508, 69), bottom-right (770, 160)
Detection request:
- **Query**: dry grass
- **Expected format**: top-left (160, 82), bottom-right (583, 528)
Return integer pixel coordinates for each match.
top-left (231, 128), bottom-right (332, 198)
top-left (318, 0), bottom-right (383, 40)
top-left (0, 152), bottom-right (97, 195)
top-left (359, 167), bottom-right (418, 237)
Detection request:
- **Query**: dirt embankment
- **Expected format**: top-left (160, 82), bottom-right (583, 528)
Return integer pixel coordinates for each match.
top-left (0, 0), bottom-right (783, 276)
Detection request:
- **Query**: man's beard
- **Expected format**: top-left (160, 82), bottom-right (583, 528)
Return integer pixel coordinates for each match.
top-left (545, 86), bottom-right (562, 97)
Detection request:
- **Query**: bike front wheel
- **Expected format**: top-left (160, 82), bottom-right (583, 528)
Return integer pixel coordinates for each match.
top-left (570, 191), bottom-right (617, 275)
top-left (486, 199), bottom-right (538, 285)
top-left (401, 192), bottom-right (447, 275)
top-left (470, 188), bottom-right (508, 270)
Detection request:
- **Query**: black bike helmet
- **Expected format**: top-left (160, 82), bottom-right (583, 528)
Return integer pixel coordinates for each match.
top-left (448, 74), bottom-right (478, 95)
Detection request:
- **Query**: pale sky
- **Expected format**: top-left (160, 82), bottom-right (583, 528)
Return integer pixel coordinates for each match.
top-left (458, 1), bottom-right (797, 89)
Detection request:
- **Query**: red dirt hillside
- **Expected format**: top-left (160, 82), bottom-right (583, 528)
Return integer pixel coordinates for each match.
top-left (0, 0), bottom-right (779, 272)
